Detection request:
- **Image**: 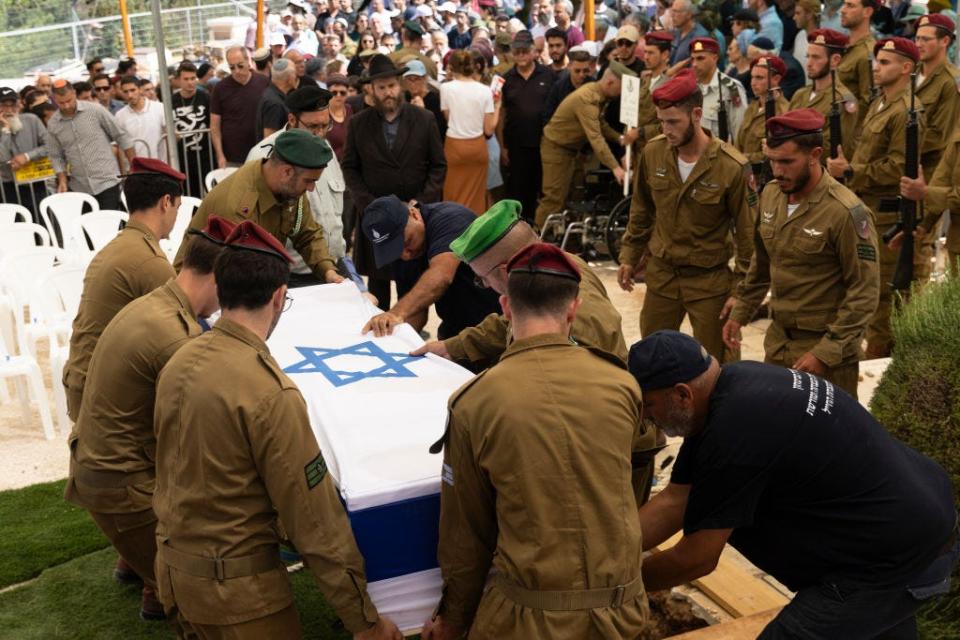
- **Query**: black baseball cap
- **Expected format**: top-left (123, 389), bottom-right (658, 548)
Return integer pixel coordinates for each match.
top-left (362, 195), bottom-right (410, 268)
top-left (0, 87), bottom-right (17, 102)
top-left (628, 330), bottom-right (713, 392)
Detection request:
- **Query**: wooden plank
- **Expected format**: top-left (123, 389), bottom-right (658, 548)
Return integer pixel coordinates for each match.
top-left (666, 608), bottom-right (782, 639)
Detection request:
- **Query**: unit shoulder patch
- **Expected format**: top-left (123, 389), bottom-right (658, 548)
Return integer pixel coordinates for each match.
top-left (849, 204), bottom-right (873, 240)
top-left (857, 243), bottom-right (877, 261)
top-left (304, 452), bottom-right (328, 489)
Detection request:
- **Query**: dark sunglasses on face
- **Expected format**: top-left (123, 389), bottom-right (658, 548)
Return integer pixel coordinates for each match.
top-left (94, 86), bottom-right (111, 92)
top-left (617, 39), bottom-right (634, 47)
top-left (330, 89), bottom-right (347, 96)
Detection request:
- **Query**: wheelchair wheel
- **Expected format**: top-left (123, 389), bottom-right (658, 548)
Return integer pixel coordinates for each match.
top-left (604, 196), bottom-right (631, 265)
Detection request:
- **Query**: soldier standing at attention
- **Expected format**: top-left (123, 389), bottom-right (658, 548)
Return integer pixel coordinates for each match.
top-left (153, 221), bottom-right (401, 640)
top-left (422, 243), bottom-right (649, 640)
top-left (837, 0), bottom-right (876, 124)
top-left (635, 31), bottom-right (674, 149)
top-left (64, 217), bottom-right (231, 624)
top-left (63, 157), bottom-right (183, 422)
top-left (788, 29), bottom-right (859, 158)
top-left (827, 37), bottom-right (922, 359)
top-left (723, 109), bottom-right (879, 399)
top-left (689, 37), bottom-right (748, 143)
top-left (736, 55), bottom-right (790, 178)
top-left (617, 70), bottom-right (755, 362)
top-left (534, 61), bottom-right (636, 228)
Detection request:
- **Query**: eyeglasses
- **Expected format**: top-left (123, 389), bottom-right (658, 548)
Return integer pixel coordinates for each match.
top-left (330, 89), bottom-right (347, 96)
top-left (616, 39), bottom-right (635, 47)
top-left (296, 116), bottom-right (332, 134)
top-left (94, 86), bottom-right (111, 92)
top-left (283, 295), bottom-right (294, 312)
top-left (473, 262), bottom-right (505, 289)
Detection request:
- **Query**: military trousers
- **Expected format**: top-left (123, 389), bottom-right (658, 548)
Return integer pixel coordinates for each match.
top-left (88, 508), bottom-right (159, 588)
top-left (534, 139), bottom-right (578, 228)
top-left (763, 322), bottom-right (860, 400)
top-left (188, 604), bottom-right (302, 640)
top-left (65, 384), bottom-right (82, 424)
top-left (640, 287), bottom-right (735, 363)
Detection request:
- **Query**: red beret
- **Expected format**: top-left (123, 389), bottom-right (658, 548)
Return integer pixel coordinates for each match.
top-left (223, 220), bottom-right (293, 263)
top-left (128, 157), bottom-right (186, 183)
top-left (766, 108), bottom-right (825, 141)
top-left (645, 30), bottom-right (674, 45)
top-left (807, 28), bottom-right (849, 51)
top-left (507, 242), bottom-right (581, 282)
top-left (874, 37), bottom-right (920, 63)
top-left (690, 37), bottom-right (720, 55)
top-left (189, 215), bottom-right (236, 245)
top-left (917, 14), bottom-right (956, 34)
top-left (751, 54), bottom-right (787, 77)
top-left (652, 69), bottom-right (699, 107)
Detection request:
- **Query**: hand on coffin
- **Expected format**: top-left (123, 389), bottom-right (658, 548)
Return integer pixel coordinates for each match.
top-left (362, 311), bottom-right (405, 337)
top-left (409, 340), bottom-right (451, 359)
top-left (355, 616), bottom-right (403, 640)
top-left (421, 615), bottom-right (464, 640)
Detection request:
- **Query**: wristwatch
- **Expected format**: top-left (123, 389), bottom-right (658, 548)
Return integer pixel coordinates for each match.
top-left (843, 167), bottom-right (854, 180)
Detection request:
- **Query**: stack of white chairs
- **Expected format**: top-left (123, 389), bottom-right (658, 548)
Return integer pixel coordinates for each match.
top-left (76, 209), bottom-right (127, 258)
top-left (160, 196), bottom-right (202, 262)
top-left (40, 266), bottom-right (85, 434)
top-left (0, 203), bottom-right (30, 224)
top-left (38, 192), bottom-right (99, 265)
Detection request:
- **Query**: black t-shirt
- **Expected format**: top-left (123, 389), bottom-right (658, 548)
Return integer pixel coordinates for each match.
top-left (171, 90), bottom-right (211, 158)
top-left (671, 361), bottom-right (955, 591)
top-left (256, 84), bottom-right (289, 141)
top-left (501, 63), bottom-right (556, 149)
top-left (393, 202), bottom-right (501, 339)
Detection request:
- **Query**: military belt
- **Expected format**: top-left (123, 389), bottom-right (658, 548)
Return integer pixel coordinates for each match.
top-left (493, 573), bottom-right (643, 611)
top-left (158, 543), bottom-right (284, 581)
top-left (667, 262), bottom-right (727, 278)
top-left (72, 463), bottom-right (154, 489)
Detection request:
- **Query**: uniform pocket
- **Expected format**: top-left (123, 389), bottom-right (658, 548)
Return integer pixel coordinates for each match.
top-left (797, 236), bottom-right (826, 254)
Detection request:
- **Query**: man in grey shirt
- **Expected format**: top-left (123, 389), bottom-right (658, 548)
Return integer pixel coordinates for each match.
top-left (0, 86), bottom-right (48, 220)
top-left (47, 79), bottom-right (134, 210)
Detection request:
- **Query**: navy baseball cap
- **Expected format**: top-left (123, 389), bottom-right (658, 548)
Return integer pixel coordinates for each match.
top-left (362, 195), bottom-right (410, 268)
top-left (628, 330), bottom-right (713, 392)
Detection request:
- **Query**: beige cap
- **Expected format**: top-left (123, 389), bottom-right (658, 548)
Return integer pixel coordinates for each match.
top-left (615, 25), bottom-right (640, 43)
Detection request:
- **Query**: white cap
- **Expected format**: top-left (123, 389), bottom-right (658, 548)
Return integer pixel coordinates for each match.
top-left (570, 40), bottom-right (600, 58)
top-left (439, 1), bottom-right (458, 14)
top-left (269, 31), bottom-right (287, 46)
top-left (416, 4), bottom-right (434, 17)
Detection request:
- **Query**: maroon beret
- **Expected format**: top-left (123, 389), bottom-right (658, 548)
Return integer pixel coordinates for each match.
top-left (917, 14), bottom-right (956, 35)
top-left (874, 37), bottom-right (920, 63)
top-left (189, 215), bottom-right (236, 245)
top-left (690, 37), bottom-right (720, 55)
top-left (766, 108), bottom-right (826, 141)
top-left (645, 30), bottom-right (674, 45)
top-left (751, 54), bottom-right (787, 77)
top-left (128, 157), bottom-right (186, 183)
top-left (507, 242), bottom-right (581, 282)
top-left (223, 220), bottom-right (293, 263)
top-left (807, 28), bottom-right (849, 51)
top-left (652, 69), bottom-right (699, 107)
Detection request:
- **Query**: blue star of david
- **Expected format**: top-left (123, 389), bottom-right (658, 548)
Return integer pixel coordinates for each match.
top-left (283, 341), bottom-right (424, 387)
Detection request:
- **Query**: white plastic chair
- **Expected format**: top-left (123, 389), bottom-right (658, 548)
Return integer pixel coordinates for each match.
top-left (0, 203), bottom-right (30, 224)
top-left (0, 248), bottom-right (70, 359)
top-left (40, 266), bottom-right (85, 434)
top-left (0, 328), bottom-right (55, 440)
top-left (0, 222), bottom-right (52, 259)
top-left (160, 196), bottom-right (202, 261)
top-left (204, 167), bottom-right (237, 193)
top-left (77, 210), bottom-right (126, 255)
top-left (38, 192), bottom-right (99, 252)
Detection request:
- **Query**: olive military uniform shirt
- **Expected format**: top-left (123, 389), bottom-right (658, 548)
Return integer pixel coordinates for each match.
top-left (788, 79), bottom-right (859, 160)
top-left (436, 335), bottom-right (648, 637)
top-left (731, 173), bottom-right (880, 367)
top-left (389, 47), bottom-right (439, 79)
top-left (152, 318), bottom-right (378, 631)
top-left (920, 131), bottom-right (960, 254)
top-left (837, 35), bottom-right (876, 125)
top-left (636, 72), bottom-right (668, 145)
top-left (64, 279), bottom-right (201, 514)
top-left (541, 82), bottom-right (622, 171)
top-left (63, 218), bottom-right (175, 421)
top-left (174, 159), bottom-right (337, 277)
top-left (915, 61), bottom-right (960, 176)
top-left (619, 134), bottom-right (755, 301)
top-left (736, 94), bottom-right (790, 166)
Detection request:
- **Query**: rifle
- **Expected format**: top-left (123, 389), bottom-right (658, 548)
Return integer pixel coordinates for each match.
top-left (717, 73), bottom-right (729, 143)
top-left (829, 69), bottom-right (843, 165)
top-left (882, 70), bottom-right (920, 292)
top-left (760, 63), bottom-right (777, 185)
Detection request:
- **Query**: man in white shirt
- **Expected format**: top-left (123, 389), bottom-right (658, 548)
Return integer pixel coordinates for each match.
top-left (690, 37), bottom-right (747, 143)
top-left (793, 0), bottom-right (821, 83)
top-left (115, 75), bottom-right (167, 161)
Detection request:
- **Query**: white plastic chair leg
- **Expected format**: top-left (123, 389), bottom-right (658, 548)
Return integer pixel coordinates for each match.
top-left (26, 361), bottom-right (55, 440)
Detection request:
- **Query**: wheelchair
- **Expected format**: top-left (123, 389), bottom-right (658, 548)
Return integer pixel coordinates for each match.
top-left (538, 167), bottom-right (631, 264)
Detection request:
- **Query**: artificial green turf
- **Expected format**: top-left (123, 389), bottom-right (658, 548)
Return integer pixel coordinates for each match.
top-left (0, 479), bottom-right (110, 589)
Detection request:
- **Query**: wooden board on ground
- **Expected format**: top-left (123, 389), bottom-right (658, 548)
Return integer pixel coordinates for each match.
top-left (666, 608), bottom-right (782, 639)
top-left (656, 534), bottom-right (790, 618)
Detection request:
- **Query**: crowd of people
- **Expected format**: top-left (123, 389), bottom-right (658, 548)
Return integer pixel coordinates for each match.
top-left (4, 0), bottom-right (958, 638)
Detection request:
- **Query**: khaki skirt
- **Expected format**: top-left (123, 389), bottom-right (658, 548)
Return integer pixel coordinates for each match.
top-left (443, 135), bottom-right (488, 215)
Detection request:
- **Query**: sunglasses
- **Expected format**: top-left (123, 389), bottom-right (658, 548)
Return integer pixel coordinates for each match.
top-left (616, 39), bottom-right (635, 47)
top-left (330, 89), bottom-right (347, 96)
top-left (94, 86), bottom-right (111, 92)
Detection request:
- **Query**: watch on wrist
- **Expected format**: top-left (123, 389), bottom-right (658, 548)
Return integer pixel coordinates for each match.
top-left (843, 167), bottom-right (853, 180)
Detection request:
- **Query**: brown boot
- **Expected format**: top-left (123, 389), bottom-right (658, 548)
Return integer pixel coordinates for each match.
top-left (113, 557), bottom-right (142, 586)
top-left (140, 585), bottom-right (166, 622)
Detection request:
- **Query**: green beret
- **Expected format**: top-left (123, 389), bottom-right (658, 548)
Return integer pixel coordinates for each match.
top-left (607, 60), bottom-right (638, 80)
top-left (273, 128), bottom-right (332, 169)
top-left (451, 200), bottom-right (523, 262)
top-left (404, 20), bottom-right (425, 36)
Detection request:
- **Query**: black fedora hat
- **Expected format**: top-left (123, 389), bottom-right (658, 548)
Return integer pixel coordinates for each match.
top-left (366, 54), bottom-right (405, 81)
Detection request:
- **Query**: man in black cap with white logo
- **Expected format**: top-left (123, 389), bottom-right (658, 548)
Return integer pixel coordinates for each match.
top-left (359, 194), bottom-right (500, 339)
top-left (629, 329), bottom-right (959, 639)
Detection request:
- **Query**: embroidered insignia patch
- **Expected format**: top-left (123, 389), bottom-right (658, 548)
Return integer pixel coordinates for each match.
top-left (442, 463), bottom-right (454, 486)
top-left (857, 243), bottom-right (877, 262)
top-left (304, 452), bottom-right (328, 489)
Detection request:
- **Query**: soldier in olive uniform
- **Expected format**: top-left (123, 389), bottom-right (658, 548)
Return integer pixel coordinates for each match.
top-left (634, 31), bottom-right (673, 149)
top-left (534, 61), bottom-right (636, 228)
top-left (837, 0), bottom-right (877, 125)
top-left (389, 21), bottom-right (439, 80)
top-left (618, 70), bottom-right (755, 362)
top-left (789, 29), bottom-right (859, 159)
top-left (64, 217), bottom-right (231, 623)
top-left (175, 128), bottom-right (344, 286)
top-left (412, 200), bottom-right (661, 503)
top-left (827, 37), bottom-right (924, 359)
top-left (153, 221), bottom-right (401, 640)
top-left (736, 55), bottom-right (790, 177)
top-left (62, 158), bottom-right (184, 422)
top-left (422, 243), bottom-right (649, 640)
top-left (724, 110), bottom-right (879, 399)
